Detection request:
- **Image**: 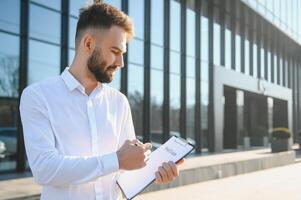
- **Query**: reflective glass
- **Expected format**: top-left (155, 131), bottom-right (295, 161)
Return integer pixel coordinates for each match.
top-left (151, 45), bottom-right (163, 70)
top-left (213, 23), bottom-right (221, 66)
top-left (170, 51), bottom-right (181, 74)
top-left (170, 74), bottom-right (180, 137)
top-left (267, 51), bottom-right (271, 82)
top-left (170, 0), bottom-right (181, 52)
top-left (201, 80), bottom-right (208, 149)
top-left (30, 4), bottom-right (61, 44)
top-left (104, 0), bottom-right (121, 9)
top-left (151, 0), bottom-right (164, 45)
top-left (186, 77), bottom-right (195, 145)
top-left (260, 47), bottom-right (265, 79)
top-left (186, 57), bottom-right (195, 78)
top-left (235, 34), bottom-right (241, 72)
top-left (128, 64), bottom-right (144, 137)
top-left (150, 69), bottom-right (163, 144)
top-left (0, 100), bottom-right (18, 171)
top-left (201, 16), bottom-right (208, 62)
top-left (69, 17), bottom-right (77, 49)
top-left (225, 28), bottom-right (231, 69)
top-left (70, 0), bottom-right (93, 17)
top-left (129, 0), bottom-right (144, 39)
top-left (186, 3), bottom-right (196, 57)
top-left (31, 0), bottom-right (61, 10)
top-left (0, 0), bottom-right (20, 33)
top-left (0, 33), bottom-right (19, 98)
top-left (253, 43), bottom-right (257, 78)
top-left (128, 39), bottom-right (144, 65)
top-left (245, 39), bottom-right (250, 75)
top-left (28, 40), bottom-right (60, 84)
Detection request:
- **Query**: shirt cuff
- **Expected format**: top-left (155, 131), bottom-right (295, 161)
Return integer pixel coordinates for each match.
top-left (97, 152), bottom-right (119, 176)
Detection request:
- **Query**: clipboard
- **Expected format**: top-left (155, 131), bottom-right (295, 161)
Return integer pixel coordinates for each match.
top-left (116, 136), bottom-right (195, 200)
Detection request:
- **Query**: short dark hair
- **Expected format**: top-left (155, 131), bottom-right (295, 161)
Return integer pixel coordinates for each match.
top-left (75, 2), bottom-right (134, 47)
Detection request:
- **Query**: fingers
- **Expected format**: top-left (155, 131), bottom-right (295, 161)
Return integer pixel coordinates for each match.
top-left (155, 162), bottom-right (179, 184)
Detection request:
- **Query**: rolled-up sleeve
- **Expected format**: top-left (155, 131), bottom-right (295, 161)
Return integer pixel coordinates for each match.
top-left (20, 86), bottom-right (119, 186)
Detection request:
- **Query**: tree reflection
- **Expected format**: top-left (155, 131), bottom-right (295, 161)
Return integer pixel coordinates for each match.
top-left (0, 56), bottom-right (19, 97)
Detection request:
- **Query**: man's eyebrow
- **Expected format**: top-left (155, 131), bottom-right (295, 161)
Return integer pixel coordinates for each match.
top-left (111, 46), bottom-right (126, 53)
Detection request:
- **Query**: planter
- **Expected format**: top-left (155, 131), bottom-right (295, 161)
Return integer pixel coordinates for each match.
top-left (271, 138), bottom-right (291, 153)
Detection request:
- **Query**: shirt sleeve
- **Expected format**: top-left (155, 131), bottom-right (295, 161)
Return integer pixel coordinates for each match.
top-left (117, 95), bottom-right (136, 149)
top-left (19, 86), bottom-right (119, 187)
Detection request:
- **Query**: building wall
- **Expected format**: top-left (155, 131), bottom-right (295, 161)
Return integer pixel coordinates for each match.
top-left (0, 0), bottom-right (300, 173)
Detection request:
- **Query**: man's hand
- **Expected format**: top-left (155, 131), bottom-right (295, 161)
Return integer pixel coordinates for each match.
top-left (117, 139), bottom-right (152, 170)
top-left (154, 159), bottom-right (185, 184)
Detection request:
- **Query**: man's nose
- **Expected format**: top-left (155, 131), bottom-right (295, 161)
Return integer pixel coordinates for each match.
top-left (115, 54), bottom-right (124, 68)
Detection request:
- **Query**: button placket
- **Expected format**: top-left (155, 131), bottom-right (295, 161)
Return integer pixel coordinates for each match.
top-left (87, 98), bottom-right (98, 155)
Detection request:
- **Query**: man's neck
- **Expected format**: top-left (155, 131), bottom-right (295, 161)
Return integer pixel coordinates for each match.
top-left (69, 58), bottom-right (100, 96)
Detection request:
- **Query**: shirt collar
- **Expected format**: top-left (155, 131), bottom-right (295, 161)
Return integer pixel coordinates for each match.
top-left (61, 67), bottom-right (103, 95)
top-left (61, 67), bottom-right (82, 92)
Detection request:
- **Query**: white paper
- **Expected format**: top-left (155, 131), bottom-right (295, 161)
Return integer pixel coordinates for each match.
top-left (116, 136), bottom-right (194, 199)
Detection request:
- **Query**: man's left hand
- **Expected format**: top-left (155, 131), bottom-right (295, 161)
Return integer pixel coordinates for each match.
top-left (154, 159), bottom-right (184, 184)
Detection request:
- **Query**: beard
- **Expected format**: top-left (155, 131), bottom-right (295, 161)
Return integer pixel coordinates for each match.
top-left (87, 47), bottom-right (117, 83)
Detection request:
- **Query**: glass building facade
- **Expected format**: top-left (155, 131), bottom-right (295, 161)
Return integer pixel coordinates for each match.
top-left (0, 0), bottom-right (300, 174)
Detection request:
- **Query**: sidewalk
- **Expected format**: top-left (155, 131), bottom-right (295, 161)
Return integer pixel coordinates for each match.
top-left (0, 148), bottom-right (297, 200)
top-left (136, 162), bottom-right (301, 200)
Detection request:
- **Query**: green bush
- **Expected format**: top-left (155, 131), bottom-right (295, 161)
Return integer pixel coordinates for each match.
top-left (271, 127), bottom-right (292, 140)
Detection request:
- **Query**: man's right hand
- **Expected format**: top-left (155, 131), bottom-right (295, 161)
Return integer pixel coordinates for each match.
top-left (117, 139), bottom-right (152, 170)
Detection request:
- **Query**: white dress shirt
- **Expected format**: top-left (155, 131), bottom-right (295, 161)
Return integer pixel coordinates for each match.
top-left (20, 67), bottom-right (135, 200)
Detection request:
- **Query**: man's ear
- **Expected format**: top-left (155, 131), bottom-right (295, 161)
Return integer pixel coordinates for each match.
top-left (82, 33), bottom-right (96, 54)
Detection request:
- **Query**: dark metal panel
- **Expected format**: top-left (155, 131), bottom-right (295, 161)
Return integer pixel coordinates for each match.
top-left (121, 0), bottom-right (128, 96)
top-left (60, 0), bottom-right (69, 72)
top-left (180, 0), bottom-right (187, 140)
top-left (195, 0), bottom-right (201, 153)
top-left (220, 0), bottom-right (225, 67)
top-left (162, 0), bottom-right (170, 143)
top-left (208, 0), bottom-right (215, 152)
top-left (230, 0), bottom-right (236, 71)
top-left (17, 0), bottom-right (30, 172)
top-left (143, 0), bottom-right (151, 143)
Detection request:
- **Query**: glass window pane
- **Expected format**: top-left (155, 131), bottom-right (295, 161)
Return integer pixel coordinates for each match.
top-left (128, 64), bottom-right (144, 138)
top-left (186, 57), bottom-right (195, 78)
top-left (151, 0), bottom-right (164, 46)
top-left (107, 70), bottom-right (121, 90)
top-left (170, 74), bottom-right (180, 136)
top-left (260, 47), bottom-right (265, 79)
top-left (0, 101), bottom-right (18, 171)
top-left (70, 0), bottom-right (93, 17)
top-left (201, 16), bottom-right (209, 62)
top-left (151, 45), bottom-right (163, 70)
top-left (274, 54), bottom-right (278, 84)
top-left (201, 80), bottom-right (209, 149)
top-left (128, 39), bottom-right (144, 65)
top-left (170, 51), bottom-right (180, 74)
top-left (150, 69), bottom-right (163, 145)
top-left (245, 39), bottom-right (250, 75)
top-left (129, 0), bottom-right (144, 39)
top-left (201, 61), bottom-right (209, 81)
top-left (30, 4), bottom-right (61, 44)
top-left (267, 51), bottom-right (271, 82)
top-left (225, 28), bottom-right (231, 69)
top-left (104, 0), bottom-right (121, 9)
top-left (0, 0), bottom-right (20, 33)
top-left (170, 0), bottom-right (181, 52)
top-left (28, 40), bottom-right (60, 84)
top-left (213, 23), bottom-right (221, 66)
top-left (69, 17), bottom-right (77, 49)
top-left (31, 0), bottom-right (61, 10)
top-left (0, 33), bottom-right (19, 98)
top-left (187, 77), bottom-right (195, 145)
top-left (186, 2), bottom-right (196, 57)
top-left (235, 34), bottom-right (241, 72)
top-left (253, 43), bottom-right (257, 78)
top-left (68, 49), bottom-right (75, 66)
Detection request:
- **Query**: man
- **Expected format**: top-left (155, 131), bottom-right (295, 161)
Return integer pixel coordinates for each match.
top-left (20, 2), bottom-right (183, 200)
